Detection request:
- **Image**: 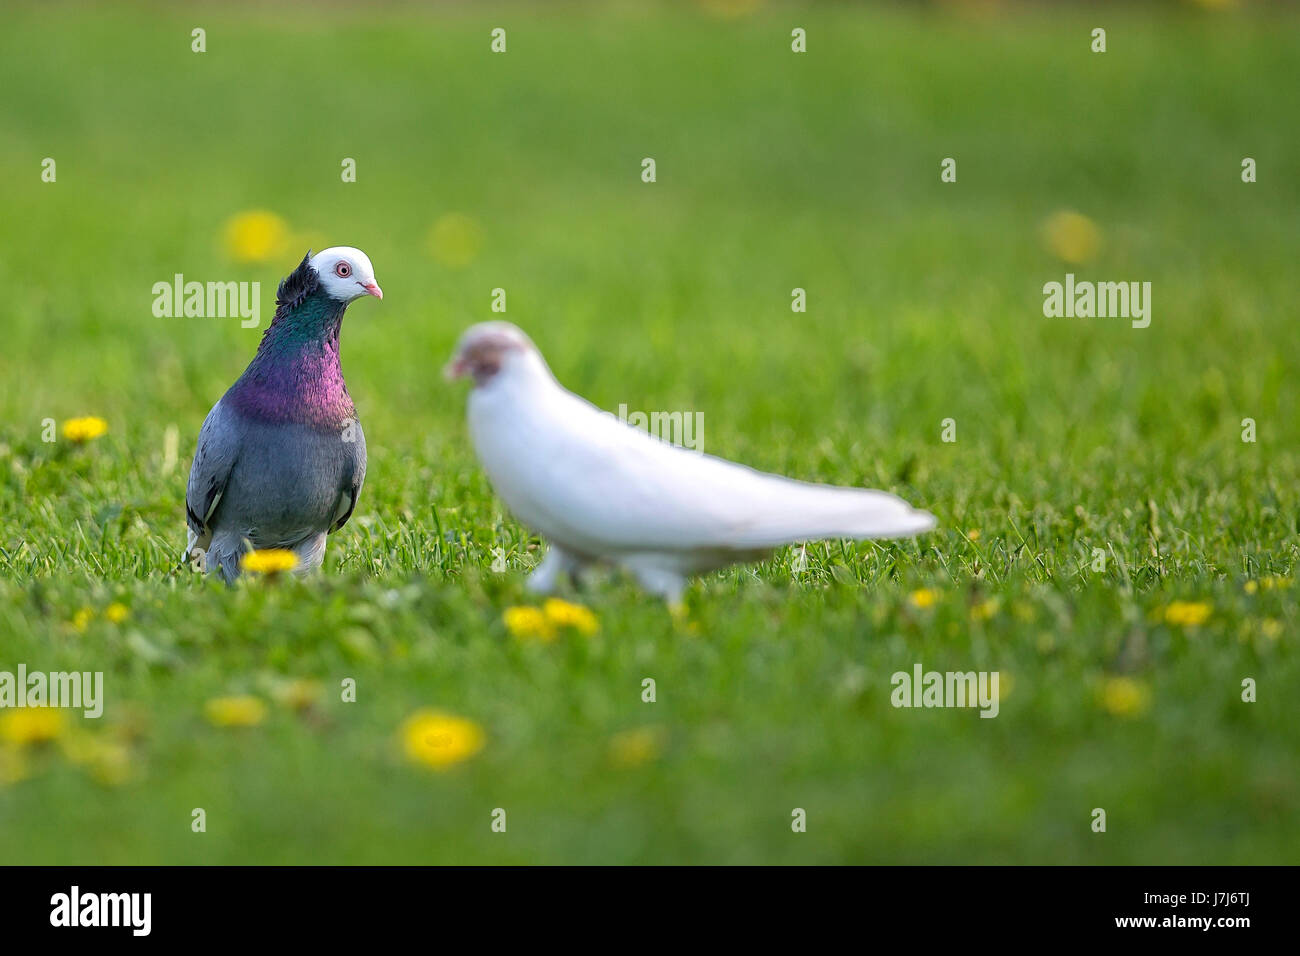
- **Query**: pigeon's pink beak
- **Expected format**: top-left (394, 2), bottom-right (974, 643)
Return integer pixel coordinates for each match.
top-left (360, 281), bottom-right (383, 300)
top-left (444, 356), bottom-right (468, 381)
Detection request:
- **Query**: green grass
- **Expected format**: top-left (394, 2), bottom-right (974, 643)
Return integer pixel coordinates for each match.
top-left (1, 0), bottom-right (1297, 863)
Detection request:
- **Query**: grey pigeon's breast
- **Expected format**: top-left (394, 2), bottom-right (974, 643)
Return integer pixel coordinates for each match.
top-left (213, 417), bottom-right (365, 546)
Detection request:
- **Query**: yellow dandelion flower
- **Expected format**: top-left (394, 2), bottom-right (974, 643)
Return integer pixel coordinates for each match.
top-left (104, 602), bottom-right (129, 624)
top-left (71, 607), bottom-right (94, 632)
top-left (609, 726), bottom-right (665, 768)
top-left (1261, 619), bottom-right (1283, 641)
top-left (1244, 580), bottom-right (1258, 594)
top-left (222, 210), bottom-right (290, 263)
top-left (401, 710), bottom-right (485, 769)
top-left (204, 695), bottom-right (268, 728)
top-left (1261, 576), bottom-right (1292, 591)
top-left (503, 605), bottom-right (556, 642)
top-left (86, 741), bottom-right (133, 786)
top-left (240, 548), bottom-right (299, 576)
top-left (60, 733), bottom-right (134, 787)
top-left (542, 598), bottom-right (599, 636)
top-left (427, 212), bottom-right (483, 268)
top-left (1098, 676), bottom-right (1150, 717)
top-left (965, 529), bottom-right (981, 542)
top-left (1042, 210), bottom-right (1101, 264)
top-left (272, 678), bottom-right (322, 712)
top-left (1164, 600), bottom-right (1212, 628)
top-left (0, 708), bottom-right (65, 746)
top-left (61, 416), bottom-right (108, 443)
top-left (909, 588), bottom-right (938, 609)
top-left (971, 597), bottom-right (999, 621)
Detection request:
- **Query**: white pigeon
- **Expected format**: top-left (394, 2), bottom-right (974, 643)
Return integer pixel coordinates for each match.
top-left (445, 322), bottom-right (937, 602)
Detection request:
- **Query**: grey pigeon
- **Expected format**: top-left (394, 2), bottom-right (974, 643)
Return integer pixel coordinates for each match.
top-left (184, 247), bottom-right (382, 582)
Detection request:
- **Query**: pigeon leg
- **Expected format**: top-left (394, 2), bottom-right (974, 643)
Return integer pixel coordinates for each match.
top-left (623, 557), bottom-right (687, 605)
top-left (527, 545), bottom-right (579, 594)
top-left (292, 533), bottom-right (329, 576)
top-left (206, 532), bottom-right (247, 584)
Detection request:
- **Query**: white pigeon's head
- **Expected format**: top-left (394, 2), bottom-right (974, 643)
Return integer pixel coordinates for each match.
top-left (309, 246), bottom-right (383, 302)
top-left (445, 321), bottom-right (541, 387)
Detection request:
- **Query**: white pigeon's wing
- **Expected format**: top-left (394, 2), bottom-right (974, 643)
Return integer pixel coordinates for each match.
top-left (471, 384), bottom-right (935, 557)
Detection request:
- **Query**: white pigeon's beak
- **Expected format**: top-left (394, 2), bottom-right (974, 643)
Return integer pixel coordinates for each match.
top-left (444, 356), bottom-right (468, 381)
top-left (359, 280), bottom-right (383, 299)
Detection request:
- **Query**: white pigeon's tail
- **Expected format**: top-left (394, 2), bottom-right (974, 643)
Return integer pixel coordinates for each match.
top-left (721, 478), bottom-right (936, 550)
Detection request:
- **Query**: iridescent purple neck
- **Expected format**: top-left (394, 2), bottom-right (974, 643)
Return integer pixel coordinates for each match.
top-left (226, 287), bottom-right (357, 428)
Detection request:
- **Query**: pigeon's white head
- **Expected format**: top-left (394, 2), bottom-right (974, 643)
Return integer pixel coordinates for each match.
top-left (445, 321), bottom-right (543, 388)
top-left (310, 246), bottom-right (383, 302)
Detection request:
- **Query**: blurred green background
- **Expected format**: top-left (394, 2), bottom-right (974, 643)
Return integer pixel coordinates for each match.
top-left (0, 0), bottom-right (1297, 863)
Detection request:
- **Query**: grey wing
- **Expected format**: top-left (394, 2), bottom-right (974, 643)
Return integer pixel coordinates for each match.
top-left (185, 399), bottom-right (242, 543)
top-left (329, 419), bottom-right (366, 533)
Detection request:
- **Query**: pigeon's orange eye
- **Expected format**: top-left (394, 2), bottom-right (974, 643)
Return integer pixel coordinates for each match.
top-left (335, 262), bottom-right (352, 278)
